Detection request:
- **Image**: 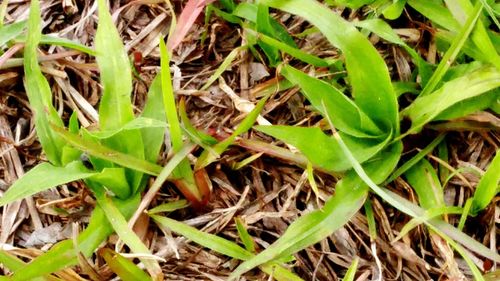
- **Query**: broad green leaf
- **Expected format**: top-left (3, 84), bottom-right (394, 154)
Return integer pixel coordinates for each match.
top-left (402, 66), bottom-right (500, 134)
top-left (405, 159), bottom-right (444, 210)
top-left (140, 75), bottom-right (167, 163)
top-left (0, 161), bottom-right (95, 207)
top-left (333, 0), bottom-right (374, 9)
top-left (261, 0), bottom-right (398, 132)
top-left (195, 94), bottom-right (270, 169)
top-left (408, 0), bottom-right (461, 31)
top-left (99, 248), bottom-right (152, 281)
top-left (256, 4), bottom-right (280, 65)
top-left (0, 20), bottom-right (26, 47)
top-left (280, 65), bottom-right (383, 138)
top-left (471, 151), bottom-right (500, 215)
top-left (95, 191), bottom-right (162, 278)
top-left (96, 0), bottom-right (145, 193)
top-left (90, 168), bottom-right (130, 199)
top-left (151, 215), bottom-right (253, 260)
top-left (52, 125), bottom-right (163, 176)
top-left (95, 0), bottom-right (135, 130)
top-left (382, 0), bottom-right (407, 20)
top-left (11, 194), bottom-right (140, 280)
top-left (24, 0), bottom-right (65, 165)
top-left (255, 125), bottom-right (391, 172)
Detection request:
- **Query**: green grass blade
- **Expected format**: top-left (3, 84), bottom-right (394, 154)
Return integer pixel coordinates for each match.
top-left (402, 66), bottom-right (500, 134)
top-left (147, 199), bottom-right (189, 214)
top-left (95, 0), bottom-right (135, 130)
top-left (419, 2), bottom-right (484, 97)
top-left (24, 0), bottom-right (65, 165)
top-left (235, 217), bottom-right (256, 253)
top-left (200, 45), bottom-right (247, 91)
top-left (255, 125), bottom-right (391, 172)
top-left (88, 117), bottom-right (168, 140)
top-left (405, 159), bottom-right (444, 210)
top-left (95, 191), bottom-right (162, 279)
top-left (343, 257), bottom-right (359, 281)
top-left (280, 65), bottom-right (383, 138)
top-left (96, 0), bottom-right (145, 193)
top-left (0, 161), bottom-right (96, 207)
top-left (471, 150), bottom-right (500, 215)
top-left (0, 251), bottom-right (48, 281)
top-left (407, 0), bottom-right (461, 31)
top-left (261, 0), bottom-right (398, 132)
top-left (14, 34), bottom-right (96, 55)
top-left (159, 37), bottom-right (200, 201)
top-left (385, 133), bottom-right (445, 184)
top-left (140, 75), bottom-right (167, 163)
top-left (52, 125), bottom-right (163, 176)
top-left (0, 20), bottom-right (26, 46)
top-left (11, 195), bottom-right (139, 280)
top-left (195, 94), bottom-right (270, 169)
top-left (151, 215), bottom-right (253, 260)
top-left (246, 29), bottom-right (328, 67)
top-left (99, 248), bottom-right (152, 281)
top-left (90, 168), bottom-right (130, 199)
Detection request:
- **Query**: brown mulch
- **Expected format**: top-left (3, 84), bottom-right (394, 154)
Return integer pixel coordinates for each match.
top-left (0, 1), bottom-right (498, 280)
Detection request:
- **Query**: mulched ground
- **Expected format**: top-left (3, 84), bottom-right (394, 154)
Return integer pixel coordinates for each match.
top-left (1, 1), bottom-right (498, 280)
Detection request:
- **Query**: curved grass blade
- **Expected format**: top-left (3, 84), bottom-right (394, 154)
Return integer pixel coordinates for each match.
top-left (0, 20), bottom-right (26, 46)
top-left (24, 0), bottom-right (65, 165)
top-left (343, 257), bottom-right (359, 281)
top-left (255, 125), bottom-right (391, 172)
top-left (280, 65), bottom-right (383, 138)
top-left (401, 66), bottom-right (500, 135)
top-left (99, 248), bottom-right (152, 281)
top-left (95, 191), bottom-right (162, 279)
top-left (195, 93), bottom-right (270, 169)
top-left (52, 125), bottom-right (163, 176)
top-left (140, 75), bottom-right (167, 163)
top-left (261, 0), bottom-right (398, 132)
top-left (0, 250), bottom-right (49, 281)
top-left (11, 195), bottom-right (140, 280)
top-left (0, 161), bottom-right (95, 207)
top-left (471, 151), bottom-right (500, 215)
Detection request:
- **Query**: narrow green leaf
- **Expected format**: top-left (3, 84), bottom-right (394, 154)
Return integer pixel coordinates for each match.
top-left (0, 161), bottom-right (95, 207)
top-left (195, 94), bottom-right (270, 169)
top-left (140, 75), bottom-right (167, 163)
top-left (52, 125), bottom-right (163, 176)
top-left (11, 195), bottom-right (140, 280)
top-left (343, 257), bottom-right (359, 281)
top-left (24, 0), bottom-right (65, 165)
top-left (147, 199), bottom-right (189, 214)
top-left (261, 0), bottom-right (398, 132)
top-left (200, 46), bottom-right (246, 91)
top-left (255, 125), bottom-right (391, 172)
top-left (160, 37), bottom-right (200, 201)
top-left (95, 191), bottom-right (162, 278)
top-left (402, 66), bottom-right (500, 134)
top-left (95, 0), bottom-right (134, 130)
top-left (0, 20), bottom-right (26, 46)
top-left (88, 117), bottom-right (168, 140)
top-left (235, 217), bottom-right (256, 253)
top-left (99, 248), bottom-right (152, 281)
top-left (405, 159), bottom-right (444, 210)
top-left (151, 215), bottom-right (253, 260)
top-left (0, 250), bottom-right (48, 281)
top-left (471, 151), bottom-right (500, 215)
